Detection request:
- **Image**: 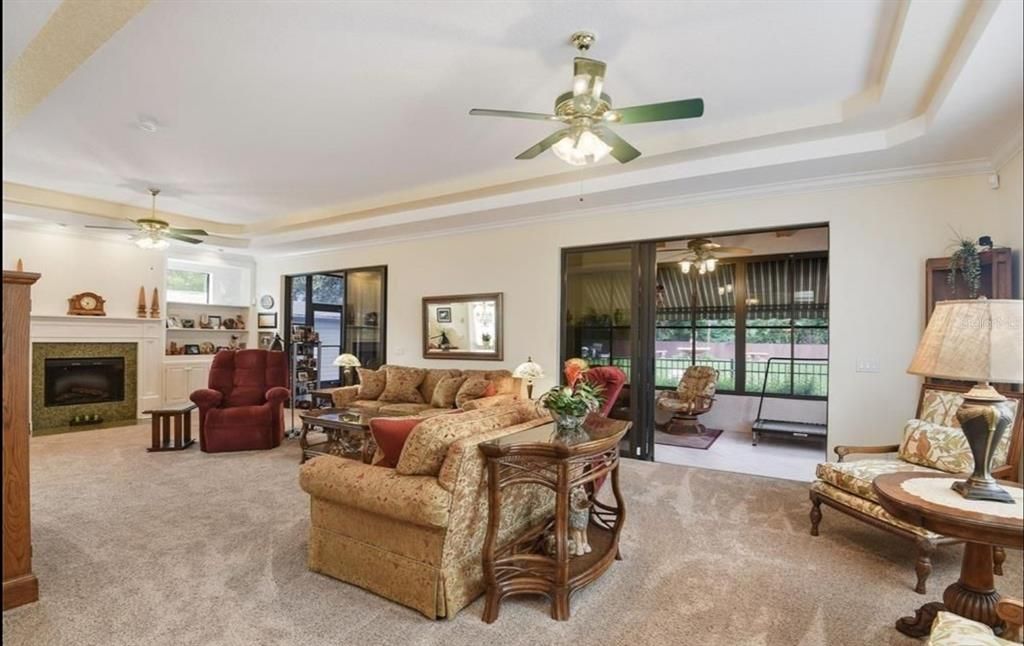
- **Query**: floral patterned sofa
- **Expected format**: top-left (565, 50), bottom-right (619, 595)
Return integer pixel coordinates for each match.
top-left (326, 365), bottom-right (524, 417)
top-left (298, 401), bottom-right (553, 618)
top-left (809, 384), bottom-right (1023, 594)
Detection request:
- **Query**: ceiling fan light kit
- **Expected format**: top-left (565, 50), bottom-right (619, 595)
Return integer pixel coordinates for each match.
top-left (676, 238), bottom-right (752, 274)
top-left (85, 187), bottom-right (209, 248)
top-left (470, 31), bottom-right (704, 167)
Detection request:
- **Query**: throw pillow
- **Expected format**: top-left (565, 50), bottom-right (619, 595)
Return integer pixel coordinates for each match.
top-left (379, 366), bottom-right (427, 403)
top-left (419, 369), bottom-right (460, 404)
top-left (370, 417), bottom-right (422, 468)
top-left (455, 376), bottom-right (492, 409)
top-left (431, 375), bottom-right (467, 409)
top-left (898, 418), bottom-right (972, 474)
top-left (461, 393), bottom-right (517, 411)
top-left (487, 375), bottom-right (517, 395)
top-left (397, 407), bottom-right (526, 476)
top-left (356, 368), bottom-right (386, 400)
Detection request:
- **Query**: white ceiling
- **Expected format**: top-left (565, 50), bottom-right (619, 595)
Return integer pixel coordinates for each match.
top-left (2, 0), bottom-right (1022, 254)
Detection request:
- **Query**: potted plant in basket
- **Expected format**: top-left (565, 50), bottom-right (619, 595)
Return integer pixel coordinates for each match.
top-left (542, 358), bottom-right (604, 442)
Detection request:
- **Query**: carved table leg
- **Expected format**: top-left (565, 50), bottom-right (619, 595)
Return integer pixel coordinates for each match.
top-left (943, 542), bottom-right (1002, 633)
top-left (896, 601), bottom-right (946, 638)
top-left (809, 495), bottom-right (822, 537)
top-left (897, 542), bottom-right (1004, 638)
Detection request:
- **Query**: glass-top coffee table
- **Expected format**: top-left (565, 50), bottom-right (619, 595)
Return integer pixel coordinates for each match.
top-left (298, 408), bottom-right (377, 464)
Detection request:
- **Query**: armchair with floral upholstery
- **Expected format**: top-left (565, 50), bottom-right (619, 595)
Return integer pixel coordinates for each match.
top-left (655, 365), bottom-right (718, 434)
top-left (809, 384), bottom-right (1023, 595)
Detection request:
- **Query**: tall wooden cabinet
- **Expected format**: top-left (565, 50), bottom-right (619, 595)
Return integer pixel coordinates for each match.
top-left (3, 270), bottom-right (41, 610)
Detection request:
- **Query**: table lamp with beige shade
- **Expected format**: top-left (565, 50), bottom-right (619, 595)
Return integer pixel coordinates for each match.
top-left (907, 299), bottom-right (1024, 503)
top-left (333, 353), bottom-right (361, 386)
top-left (512, 357), bottom-right (545, 399)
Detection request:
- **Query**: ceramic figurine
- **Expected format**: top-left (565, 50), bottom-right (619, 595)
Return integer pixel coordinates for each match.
top-left (568, 485), bottom-right (592, 556)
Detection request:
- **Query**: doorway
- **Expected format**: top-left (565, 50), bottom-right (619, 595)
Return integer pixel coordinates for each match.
top-left (561, 225), bottom-right (829, 480)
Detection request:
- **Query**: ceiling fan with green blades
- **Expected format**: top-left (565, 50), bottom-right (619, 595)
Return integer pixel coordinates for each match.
top-left (85, 188), bottom-right (208, 249)
top-left (469, 31), bottom-right (704, 166)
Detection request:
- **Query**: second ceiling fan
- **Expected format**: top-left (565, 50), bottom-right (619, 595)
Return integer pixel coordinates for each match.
top-left (470, 31), bottom-right (704, 166)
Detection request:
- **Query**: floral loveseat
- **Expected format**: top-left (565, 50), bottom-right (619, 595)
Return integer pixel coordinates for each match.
top-left (298, 401), bottom-right (553, 619)
top-left (809, 384), bottom-right (1023, 595)
top-left (327, 365), bottom-right (524, 417)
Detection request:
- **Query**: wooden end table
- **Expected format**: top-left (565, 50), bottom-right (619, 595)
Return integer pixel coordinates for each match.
top-left (479, 415), bottom-right (631, 622)
top-left (143, 402), bottom-right (197, 452)
top-left (873, 472), bottom-right (1024, 638)
top-left (298, 408), bottom-right (377, 464)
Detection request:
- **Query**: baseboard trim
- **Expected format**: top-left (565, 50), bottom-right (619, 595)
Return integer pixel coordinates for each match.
top-left (3, 573), bottom-right (39, 610)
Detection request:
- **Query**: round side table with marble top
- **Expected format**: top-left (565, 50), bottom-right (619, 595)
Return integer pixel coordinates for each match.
top-left (873, 471), bottom-right (1024, 638)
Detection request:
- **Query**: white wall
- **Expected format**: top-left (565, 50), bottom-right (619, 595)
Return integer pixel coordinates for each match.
top-left (2, 226), bottom-right (166, 318)
top-left (256, 166), bottom-right (1023, 454)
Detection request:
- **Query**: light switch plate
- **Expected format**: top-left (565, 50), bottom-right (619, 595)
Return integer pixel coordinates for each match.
top-left (856, 359), bottom-right (880, 373)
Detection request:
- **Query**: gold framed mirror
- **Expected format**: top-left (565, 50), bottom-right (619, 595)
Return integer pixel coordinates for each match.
top-left (422, 293), bottom-right (503, 360)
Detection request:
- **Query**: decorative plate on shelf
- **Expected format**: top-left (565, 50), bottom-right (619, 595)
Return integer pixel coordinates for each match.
top-left (260, 294), bottom-right (275, 309)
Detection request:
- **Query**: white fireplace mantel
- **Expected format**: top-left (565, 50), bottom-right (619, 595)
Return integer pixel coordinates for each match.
top-left (30, 315), bottom-right (163, 420)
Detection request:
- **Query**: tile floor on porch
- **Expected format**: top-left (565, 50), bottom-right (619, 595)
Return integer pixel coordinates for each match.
top-left (655, 429), bottom-right (825, 481)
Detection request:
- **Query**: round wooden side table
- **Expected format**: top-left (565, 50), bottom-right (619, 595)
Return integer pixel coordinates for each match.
top-left (873, 472), bottom-right (1024, 638)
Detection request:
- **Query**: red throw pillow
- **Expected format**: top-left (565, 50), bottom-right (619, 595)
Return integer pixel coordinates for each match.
top-left (483, 381), bottom-right (498, 397)
top-left (369, 417), bottom-right (421, 468)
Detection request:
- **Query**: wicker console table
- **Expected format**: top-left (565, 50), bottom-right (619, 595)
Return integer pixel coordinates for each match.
top-left (479, 415), bottom-right (630, 622)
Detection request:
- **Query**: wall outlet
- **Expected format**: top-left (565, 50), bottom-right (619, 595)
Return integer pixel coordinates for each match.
top-left (393, 346), bottom-right (407, 357)
top-left (856, 359), bottom-right (880, 373)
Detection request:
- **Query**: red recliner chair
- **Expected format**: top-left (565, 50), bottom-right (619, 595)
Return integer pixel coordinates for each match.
top-left (190, 349), bottom-right (290, 453)
top-left (582, 365), bottom-right (628, 492)
top-left (582, 365), bottom-right (627, 417)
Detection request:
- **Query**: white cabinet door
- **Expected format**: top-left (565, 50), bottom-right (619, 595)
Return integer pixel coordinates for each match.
top-left (188, 363), bottom-right (210, 394)
top-left (164, 366), bottom-right (190, 404)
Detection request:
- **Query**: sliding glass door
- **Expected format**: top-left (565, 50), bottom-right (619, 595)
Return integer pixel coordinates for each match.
top-left (284, 266), bottom-right (387, 388)
top-left (561, 244), bottom-right (656, 460)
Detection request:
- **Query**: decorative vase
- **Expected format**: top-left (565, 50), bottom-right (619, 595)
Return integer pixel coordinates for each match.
top-left (550, 411), bottom-right (588, 443)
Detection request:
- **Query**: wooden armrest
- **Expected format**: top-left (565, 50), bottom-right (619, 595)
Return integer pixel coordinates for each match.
top-left (834, 444), bottom-right (900, 463)
top-left (997, 598), bottom-right (1023, 642)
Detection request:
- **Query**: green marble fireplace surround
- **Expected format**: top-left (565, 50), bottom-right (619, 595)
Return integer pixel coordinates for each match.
top-left (32, 342), bottom-right (138, 431)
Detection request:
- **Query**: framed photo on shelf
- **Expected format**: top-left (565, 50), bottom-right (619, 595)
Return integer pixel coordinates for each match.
top-left (184, 344), bottom-right (201, 355)
top-left (166, 316), bottom-right (181, 328)
top-left (258, 312), bottom-right (278, 329)
top-left (208, 315), bottom-right (222, 329)
top-left (297, 370), bottom-right (309, 382)
top-left (181, 318), bottom-right (195, 329)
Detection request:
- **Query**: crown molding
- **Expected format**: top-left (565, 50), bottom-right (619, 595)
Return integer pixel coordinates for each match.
top-left (991, 125), bottom-right (1023, 172)
top-left (266, 157), bottom-right (994, 258)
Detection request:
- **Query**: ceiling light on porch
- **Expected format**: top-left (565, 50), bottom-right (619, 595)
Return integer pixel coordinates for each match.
top-left (680, 258), bottom-right (717, 274)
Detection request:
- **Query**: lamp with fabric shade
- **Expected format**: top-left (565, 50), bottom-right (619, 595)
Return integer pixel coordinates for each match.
top-left (333, 353), bottom-right (362, 386)
top-left (907, 299), bottom-right (1023, 502)
top-left (513, 357), bottom-right (545, 399)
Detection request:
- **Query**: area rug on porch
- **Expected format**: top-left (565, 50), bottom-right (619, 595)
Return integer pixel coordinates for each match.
top-left (654, 427), bottom-right (723, 450)
top-left (5, 422), bottom-right (1018, 646)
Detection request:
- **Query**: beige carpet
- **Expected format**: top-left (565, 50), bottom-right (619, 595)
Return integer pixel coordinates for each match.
top-left (3, 423), bottom-right (1020, 646)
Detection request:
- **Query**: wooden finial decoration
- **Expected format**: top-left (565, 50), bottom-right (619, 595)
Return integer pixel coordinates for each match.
top-left (137, 286), bottom-right (148, 318)
top-left (16, 258), bottom-right (24, 271)
top-left (150, 287), bottom-right (161, 319)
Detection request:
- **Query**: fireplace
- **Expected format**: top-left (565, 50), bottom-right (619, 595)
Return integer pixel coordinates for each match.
top-left (44, 357), bottom-right (125, 407)
top-left (32, 342), bottom-right (137, 431)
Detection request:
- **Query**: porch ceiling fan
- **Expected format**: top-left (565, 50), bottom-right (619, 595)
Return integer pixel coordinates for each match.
top-left (469, 31), bottom-right (704, 166)
top-left (659, 238), bottom-right (753, 274)
top-left (85, 188), bottom-right (208, 249)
